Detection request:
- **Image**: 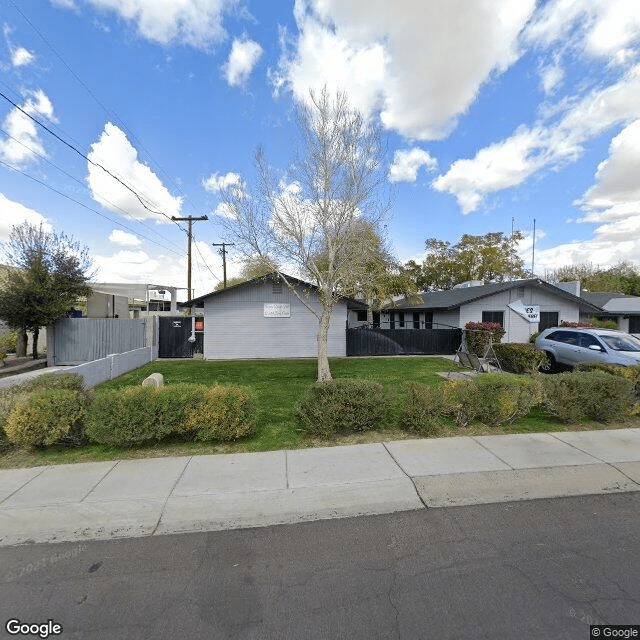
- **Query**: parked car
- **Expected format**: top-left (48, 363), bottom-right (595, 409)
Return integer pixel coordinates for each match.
top-left (535, 327), bottom-right (640, 371)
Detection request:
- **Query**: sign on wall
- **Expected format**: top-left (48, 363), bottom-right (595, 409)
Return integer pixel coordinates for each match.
top-left (264, 303), bottom-right (291, 318)
top-left (508, 301), bottom-right (540, 323)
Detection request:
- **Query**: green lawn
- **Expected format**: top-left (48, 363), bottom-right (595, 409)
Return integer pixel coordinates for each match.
top-left (1, 356), bottom-right (637, 469)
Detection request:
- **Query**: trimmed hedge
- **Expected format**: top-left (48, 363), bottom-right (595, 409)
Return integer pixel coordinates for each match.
top-left (4, 388), bottom-right (86, 447)
top-left (400, 382), bottom-right (448, 435)
top-left (541, 370), bottom-right (634, 423)
top-left (0, 373), bottom-right (85, 433)
top-left (465, 322), bottom-right (505, 357)
top-left (295, 378), bottom-right (388, 438)
top-left (86, 383), bottom-right (256, 447)
top-left (182, 385), bottom-right (255, 442)
top-left (493, 343), bottom-right (549, 374)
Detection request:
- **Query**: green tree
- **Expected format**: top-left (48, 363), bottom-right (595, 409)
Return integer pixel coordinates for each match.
top-left (0, 223), bottom-right (94, 359)
top-left (549, 261), bottom-right (640, 295)
top-left (213, 254), bottom-right (279, 291)
top-left (407, 231), bottom-right (528, 291)
top-left (221, 88), bottom-right (388, 382)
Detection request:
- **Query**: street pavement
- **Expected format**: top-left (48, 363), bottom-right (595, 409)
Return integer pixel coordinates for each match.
top-left (1, 428), bottom-right (639, 547)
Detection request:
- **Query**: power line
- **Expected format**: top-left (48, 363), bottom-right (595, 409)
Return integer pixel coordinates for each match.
top-left (0, 125), bottom-right (185, 255)
top-left (0, 89), bottom-right (183, 228)
top-left (0, 159), bottom-right (184, 257)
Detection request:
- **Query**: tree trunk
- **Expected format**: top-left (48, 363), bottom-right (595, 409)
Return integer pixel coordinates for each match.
top-left (16, 329), bottom-right (27, 357)
top-left (316, 307), bottom-right (333, 382)
top-left (31, 327), bottom-right (39, 359)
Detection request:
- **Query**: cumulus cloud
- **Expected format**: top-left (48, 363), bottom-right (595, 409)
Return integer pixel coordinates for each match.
top-left (0, 90), bottom-right (56, 166)
top-left (0, 193), bottom-right (51, 240)
top-left (433, 63), bottom-right (640, 213)
top-left (202, 171), bottom-right (243, 192)
top-left (11, 46), bottom-right (36, 67)
top-left (87, 122), bottom-right (182, 222)
top-left (524, 0), bottom-right (640, 64)
top-left (61, 0), bottom-right (236, 50)
top-left (532, 120), bottom-right (640, 272)
top-left (108, 229), bottom-right (142, 246)
top-left (388, 148), bottom-right (437, 183)
top-left (276, 0), bottom-right (535, 140)
top-left (223, 36), bottom-right (263, 86)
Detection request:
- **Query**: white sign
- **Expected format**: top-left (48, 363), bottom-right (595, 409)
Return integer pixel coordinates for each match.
top-left (264, 303), bottom-right (290, 318)
top-left (508, 301), bottom-right (540, 323)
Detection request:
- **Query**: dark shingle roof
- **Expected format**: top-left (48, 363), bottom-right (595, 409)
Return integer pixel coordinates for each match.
top-left (389, 278), bottom-right (603, 313)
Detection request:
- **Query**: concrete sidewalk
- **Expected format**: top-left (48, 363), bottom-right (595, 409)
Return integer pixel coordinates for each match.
top-left (1, 428), bottom-right (640, 547)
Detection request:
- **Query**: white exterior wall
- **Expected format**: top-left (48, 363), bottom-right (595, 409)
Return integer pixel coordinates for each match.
top-left (459, 286), bottom-right (580, 343)
top-left (203, 282), bottom-right (347, 359)
top-left (432, 309), bottom-right (460, 329)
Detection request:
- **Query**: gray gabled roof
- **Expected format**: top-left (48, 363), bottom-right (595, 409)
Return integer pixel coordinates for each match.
top-left (389, 278), bottom-right (604, 313)
top-left (181, 272), bottom-right (368, 310)
top-left (581, 291), bottom-right (640, 314)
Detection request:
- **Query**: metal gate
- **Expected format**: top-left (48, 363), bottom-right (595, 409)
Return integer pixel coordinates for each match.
top-left (158, 316), bottom-right (204, 358)
top-left (346, 327), bottom-right (461, 356)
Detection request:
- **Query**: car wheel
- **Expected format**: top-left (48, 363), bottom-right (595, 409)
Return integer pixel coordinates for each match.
top-left (539, 352), bottom-right (557, 373)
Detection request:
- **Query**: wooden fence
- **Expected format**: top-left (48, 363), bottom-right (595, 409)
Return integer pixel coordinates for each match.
top-left (346, 327), bottom-right (462, 357)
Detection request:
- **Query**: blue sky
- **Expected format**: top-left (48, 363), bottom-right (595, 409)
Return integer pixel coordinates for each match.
top-left (1, 0), bottom-right (639, 299)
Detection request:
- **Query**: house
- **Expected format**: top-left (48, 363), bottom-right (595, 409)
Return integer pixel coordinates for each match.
top-left (565, 288), bottom-right (640, 335)
top-left (360, 278), bottom-right (604, 344)
top-left (89, 283), bottom-right (185, 318)
top-left (184, 273), bottom-right (366, 360)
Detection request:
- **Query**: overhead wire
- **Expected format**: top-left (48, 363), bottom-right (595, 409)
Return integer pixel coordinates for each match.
top-left (0, 125), bottom-right (185, 255)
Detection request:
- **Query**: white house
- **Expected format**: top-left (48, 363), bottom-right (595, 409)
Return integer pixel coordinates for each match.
top-left (359, 278), bottom-right (604, 343)
top-left (186, 273), bottom-right (366, 360)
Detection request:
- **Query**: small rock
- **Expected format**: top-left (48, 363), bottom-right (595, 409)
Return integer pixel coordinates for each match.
top-left (142, 373), bottom-right (164, 388)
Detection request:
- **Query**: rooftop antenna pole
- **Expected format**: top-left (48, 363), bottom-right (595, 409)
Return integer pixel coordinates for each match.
top-left (212, 242), bottom-right (235, 288)
top-left (171, 215), bottom-right (209, 313)
top-left (531, 218), bottom-right (536, 276)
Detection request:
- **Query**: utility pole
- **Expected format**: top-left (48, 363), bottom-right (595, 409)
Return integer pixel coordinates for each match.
top-left (212, 242), bottom-right (235, 288)
top-left (171, 215), bottom-right (208, 310)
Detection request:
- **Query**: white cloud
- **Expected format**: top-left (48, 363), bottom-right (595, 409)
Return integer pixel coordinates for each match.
top-left (202, 171), bottom-right (243, 192)
top-left (108, 229), bottom-right (142, 246)
top-left (0, 193), bottom-right (51, 240)
top-left (533, 120), bottom-right (640, 273)
top-left (87, 122), bottom-right (182, 222)
top-left (524, 0), bottom-right (640, 64)
top-left (223, 36), bottom-right (263, 87)
top-left (0, 90), bottom-right (56, 166)
top-left (277, 0), bottom-right (536, 140)
top-left (388, 148), bottom-right (437, 183)
top-left (11, 47), bottom-right (36, 67)
top-left (433, 63), bottom-right (640, 213)
top-left (539, 60), bottom-right (564, 95)
top-left (65, 0), bottom-right (236, 50)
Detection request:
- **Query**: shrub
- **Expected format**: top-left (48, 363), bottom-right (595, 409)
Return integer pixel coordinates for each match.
top-left (400, 382), bottom-right (448, 435)
top-left (529, 332), bottom-right (539, 344)
top-left (0, 373), bottom-right (85, 433)
top-left (443, 374), bottom-right (543, 428)
top-left (0, 331), bottom-right (18, 365)
top-left (541, 371), bottom-right (634, 423)
top-left (493, 343), bottom-right (549, 374)
top-left (560, 321), bottom-right (597, 328)
top-left (587, 316), bottom-right (618, 329)
top-left (465, 322), bottom-right (506, 357)
top-left (295, 378), bottom-right (388, 438)
top-left (4, 388), bottom-right (86, 447)
top-left (471, 375), bottom-right (543, 427)
top-left (86, 384), bottom-right (205, 446)
top-left (183, 385), bottom-right (255, 442)
top-left (575, 362), bottom-right (640, 400)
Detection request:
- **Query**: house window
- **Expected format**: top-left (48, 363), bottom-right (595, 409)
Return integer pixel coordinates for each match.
top-left (356, 310), bottom-right (368, 322)
top-left (373, 312), bottom-right (380, 328)
top-left (398, 312), bottom-right (405, 328)
top-left (424, 311), bottom-right (433, 329)
top-left (390, 313), bottom-right (395, 329)
top-left (413, 312), bottom-right (420, 329)
top-left (539, 311), bottom-right (559, 331)
top-left (482, 310), bottom-right (504, 326)
top-left (629, 316), bottom-right (640, 333)
top-left (272, 284), bottom-right (283, 294)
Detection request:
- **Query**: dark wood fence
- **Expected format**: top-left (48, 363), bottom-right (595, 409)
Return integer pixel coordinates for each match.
top-left (346, 327), bottom-right (462, 357)
top-left (158, 316), bottom-right (204, 358)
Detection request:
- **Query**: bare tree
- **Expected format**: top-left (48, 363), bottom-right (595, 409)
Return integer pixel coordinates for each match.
top-left (221, 88), bottom-right (388, 381)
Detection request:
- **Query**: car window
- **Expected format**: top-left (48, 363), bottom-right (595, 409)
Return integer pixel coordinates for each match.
top-left (598, 334), bottom-right (640, 352)
top-left (554, 330), bottom-right (579, 345)
top-left (579, 334), bottom-right (602, 349)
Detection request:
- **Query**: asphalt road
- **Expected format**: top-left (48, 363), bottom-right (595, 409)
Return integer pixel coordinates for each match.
top-left (1, 493), bottom-right (639, 640)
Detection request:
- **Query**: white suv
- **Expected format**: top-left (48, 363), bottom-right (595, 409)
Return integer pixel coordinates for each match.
top-left (535, 327), bottom-right (640, 371)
